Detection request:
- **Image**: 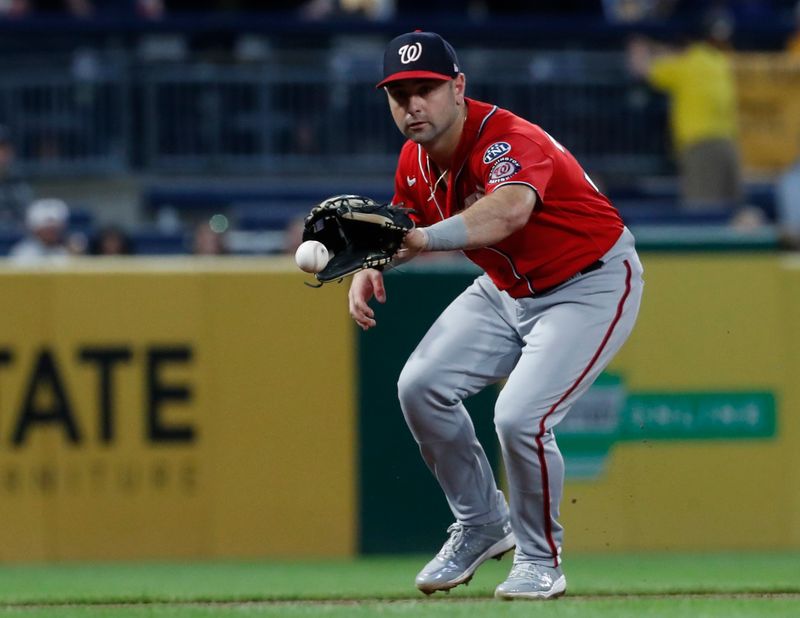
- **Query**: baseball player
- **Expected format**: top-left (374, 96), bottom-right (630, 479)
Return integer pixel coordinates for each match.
top-left (348, 31), bottom-right (644, 600)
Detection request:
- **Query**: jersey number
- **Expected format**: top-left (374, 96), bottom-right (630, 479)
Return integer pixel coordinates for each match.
top-left (542, 129), bottom-right (601, 194)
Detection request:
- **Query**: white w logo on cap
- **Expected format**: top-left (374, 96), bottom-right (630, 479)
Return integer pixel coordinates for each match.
top-left (398, 42), bottom-right (422, 64)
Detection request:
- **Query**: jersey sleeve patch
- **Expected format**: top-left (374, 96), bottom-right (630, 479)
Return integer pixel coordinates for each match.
top-left (482, 141), bottom-right (512, 164)
top-left (487, 156), bottom-right (522, 184)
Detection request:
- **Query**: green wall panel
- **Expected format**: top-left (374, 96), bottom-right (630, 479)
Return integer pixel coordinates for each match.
top-left (358, 270), bottom-right (501, 554)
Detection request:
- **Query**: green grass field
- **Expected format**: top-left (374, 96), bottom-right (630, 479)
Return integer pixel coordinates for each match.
top-left (0, 552), bottom-right (798, 617)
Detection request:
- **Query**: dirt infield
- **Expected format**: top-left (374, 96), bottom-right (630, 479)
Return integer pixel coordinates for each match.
top-left (2, 591), bottom-right (800, 610)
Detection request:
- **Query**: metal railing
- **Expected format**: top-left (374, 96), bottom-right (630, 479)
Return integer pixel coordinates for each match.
top-left (0, 49), bottom-right (671, 177)
top-left (0, 50), bottom-right (132, 175)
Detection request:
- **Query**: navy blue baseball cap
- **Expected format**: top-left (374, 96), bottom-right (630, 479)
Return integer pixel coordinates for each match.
top-left (376, 31), bottom-right (460, 89)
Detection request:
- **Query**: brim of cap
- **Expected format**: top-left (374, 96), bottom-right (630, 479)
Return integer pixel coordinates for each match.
top-left (376, 71), bottom-right (453, 89)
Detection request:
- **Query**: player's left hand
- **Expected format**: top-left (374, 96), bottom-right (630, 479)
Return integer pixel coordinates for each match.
top-left (348, 269), bottom-right (386, 330)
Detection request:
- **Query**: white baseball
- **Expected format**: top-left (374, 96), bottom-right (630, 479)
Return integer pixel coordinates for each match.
top-left (295, 240), bottom-right (329, 274)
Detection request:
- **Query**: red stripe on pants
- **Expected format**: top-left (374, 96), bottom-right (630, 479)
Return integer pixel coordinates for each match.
top-left (535, 260), bottom-right (633, 567)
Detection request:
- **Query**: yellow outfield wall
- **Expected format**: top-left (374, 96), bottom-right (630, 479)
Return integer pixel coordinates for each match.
top-left (560, 253), bottom-right (794, 551)
top-left (0, 259), bottom-right (355, 561)
top-left (0, 253), bottom-right (798, 560)
top-left (780, 256), bottom-right (800, 549)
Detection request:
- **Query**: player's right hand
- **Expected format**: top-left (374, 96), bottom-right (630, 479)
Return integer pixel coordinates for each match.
top-left (348, 269), bottom-right (386, 331)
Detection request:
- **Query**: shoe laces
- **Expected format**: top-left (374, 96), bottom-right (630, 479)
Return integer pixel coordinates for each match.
top-left (511, 562), bottom-right (536, 577)
top-left (509, 561), bottom-right (549, 581)
top-left (437, 523), bottom-right (465, 560)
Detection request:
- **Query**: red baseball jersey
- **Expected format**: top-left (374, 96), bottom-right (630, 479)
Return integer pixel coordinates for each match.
top-left (392, 98), bottom-right (625, 298)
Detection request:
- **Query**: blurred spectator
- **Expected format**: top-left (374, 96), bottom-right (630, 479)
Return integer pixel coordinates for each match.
top-left (136, 0), bottom-right (164, 19)
top-left (0, 0), bottom-right (30, 17)
top-left (2, 0), bottom-right (163, 18)
top-left (787, 1), bottom-right (800, 56)
top-left (64, 0), bottom-right (92, 17)
top-left (301, 0), bottom-right (393, 20)
top-left (167, 1), bottom-right (304, 12)
top-left (627, 13), bottom-right (743, 212)
top-left (282, 215), bottom-right (305, 255)
top-left (777, 157), bottom-right (800, 249)
top-left (192, 221), bottom-right (228, 255)
top-left (602, 0), bottom-right (678, 23)
top-left (778, 1), bottom-right (800, 244)
top-left (0, 125), bottom-right (34, 226)
top-left (9, 198), bottom-right (84, 263)
top-left (466, 0), bottom-right (600, 15)
top-left (89, 225), bottom-right (133, 255)
top-left (28, 0), bottom-right (93, 17)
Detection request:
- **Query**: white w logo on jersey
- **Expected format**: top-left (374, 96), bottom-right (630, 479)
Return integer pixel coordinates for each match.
top-left (398, 43), bottom-right (422, 64)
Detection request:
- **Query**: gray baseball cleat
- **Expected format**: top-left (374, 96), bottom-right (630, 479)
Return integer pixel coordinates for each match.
top-left (415, 520), bottom-right (516, 595)
top-left (494, 561), bottom-right (567, 600)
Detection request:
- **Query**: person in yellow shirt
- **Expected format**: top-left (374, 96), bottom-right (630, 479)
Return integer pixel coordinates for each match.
top-left (628, 17), bottom-right (742, 210)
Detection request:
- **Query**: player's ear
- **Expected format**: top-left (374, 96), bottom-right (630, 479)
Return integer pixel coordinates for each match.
top-left (453, 74), bottom-right (466, 105)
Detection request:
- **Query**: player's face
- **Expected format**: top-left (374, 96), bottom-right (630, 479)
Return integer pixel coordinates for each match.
top-left (385, 76), bottom-right (465, 146)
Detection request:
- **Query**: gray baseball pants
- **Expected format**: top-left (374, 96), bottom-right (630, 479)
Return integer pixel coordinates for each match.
top-left (397, 228), bottom-right (643, 566)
